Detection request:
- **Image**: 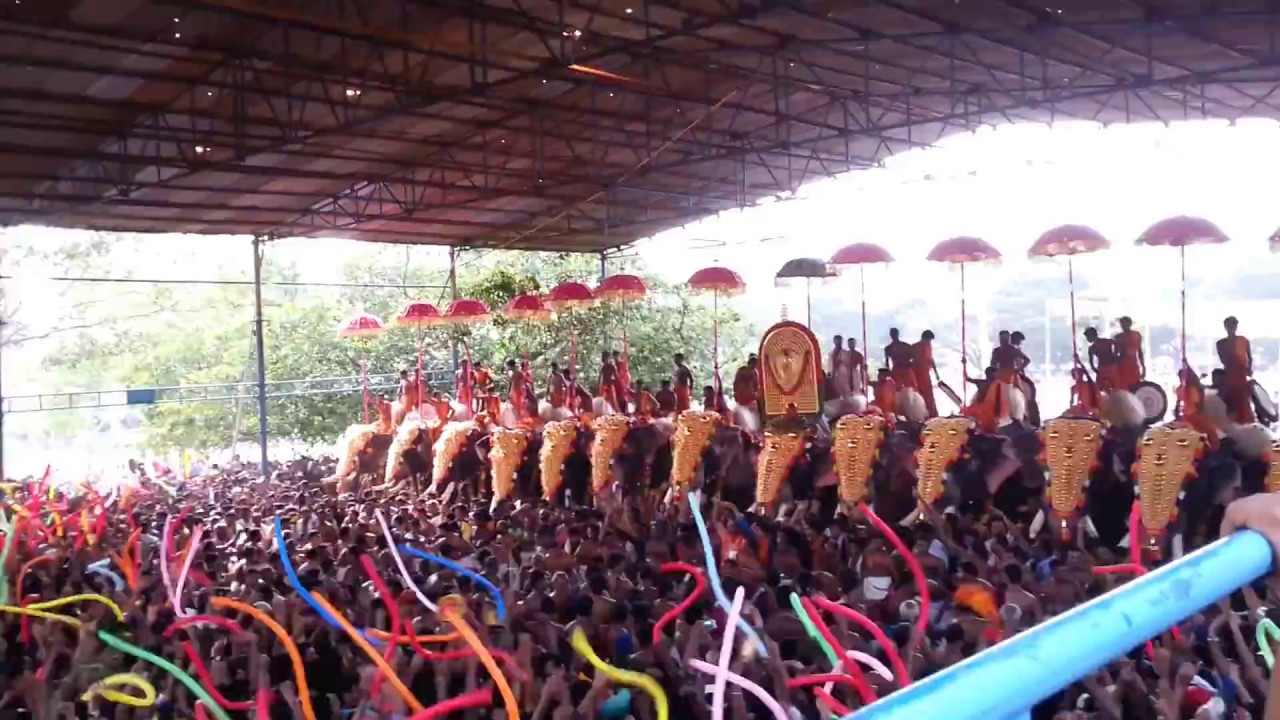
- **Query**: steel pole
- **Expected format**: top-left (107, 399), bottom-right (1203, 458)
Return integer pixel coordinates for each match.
top-left (251, 235), bottom-right (270, 478)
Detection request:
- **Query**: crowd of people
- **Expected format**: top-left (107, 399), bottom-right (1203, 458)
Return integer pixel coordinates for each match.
top-left (4, 456), bottom-right (1280, 720)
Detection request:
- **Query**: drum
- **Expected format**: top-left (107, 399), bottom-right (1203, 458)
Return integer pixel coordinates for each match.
top-left (1131, 381), bottom-right (1167, 424)
top-left (1252, 380), bottom-right (1278, 425)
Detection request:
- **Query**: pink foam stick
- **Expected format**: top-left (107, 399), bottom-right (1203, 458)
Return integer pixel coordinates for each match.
top-left (173, 525), bottom-right (203, 617)
top-left (688, 659), bottom-right (789, 720)
top-left (862, 502), bottom-right (931, 647)
top-left (812, 596), bottom-right (911, 687)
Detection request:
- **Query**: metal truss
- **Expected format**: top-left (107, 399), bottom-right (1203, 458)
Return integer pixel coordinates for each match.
top-left (0, 1), bottom-right (1278, 252)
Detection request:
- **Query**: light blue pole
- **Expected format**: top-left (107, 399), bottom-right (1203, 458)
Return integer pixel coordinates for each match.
top-left (850, 530), bottom-right (1274, 720)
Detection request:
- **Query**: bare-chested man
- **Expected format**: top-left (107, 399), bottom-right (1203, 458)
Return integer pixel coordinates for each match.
top-left (733, 354), bottom-right (760, 408)
top-left (598, 351), bottom-right (619, 413)
top-left (672, 353), bottom-right (694, 413)
top-left (506, 359), bottom-right (527, 421)
top-left (884, 327), bottom-right (916, 390)
top-left (1217, 315), bottom-right (1255, 423)
top-left (1084, 327), bottom-right (1118, 391)
top-left (548, 361), bottom-right (567, 408)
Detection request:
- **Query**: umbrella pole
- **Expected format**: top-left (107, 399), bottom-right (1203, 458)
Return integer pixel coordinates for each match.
top-left (362, 353), bottom-right (369, 423)
top-left (860, 265), bottom-right (869, 393)
top-left (806, 278), bottom-right (812, 327)
top-left (417, 343), bottom-right (424, 413)
top-left (570, 324), bottom-right (578, 413)
top-left (713, 290), bottom-right (720, 393)
top-left (1180, 245), bottom-right (1188, 369)
top-left (960, 264), bottom-right (967, 403)
top-left (1068, 256), bottom-right (1079, 366)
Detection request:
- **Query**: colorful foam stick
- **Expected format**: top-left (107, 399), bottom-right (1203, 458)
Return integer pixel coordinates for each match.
top-left (862, 502), bottom-right (931, 646)
top-left (374, 509), bottom-right (439, 614)
top-left (29, 593), bottom-right (125, 622)
top-left (173, 525), bottom-right (204, 617)
top-left (688, 491), bottom-right (768, 657)
top-left (405, 689), bottom-right (493, 720)
top-left (1257, 617), bottom-right (1280, 669)
top-left (209, 597), bottom-right (316, 720)
top-left (0, 605), bottom-right (83, 628)
top-left (688, 659), bottom-right (789, 720)
top-left (442, 608), bottom-right (519, 720)
top-left (707, 587), bottom-right (746, 720)
top-left (651, 562), bottom-right (708, 647)
top-left (95, 631), bottom-right (232, 720)
top-left (307, 594), bottom-right (424, 713)
top-left (798, 597), bottom-right (877, 704)
top-left (811, 596), bottom-right (910, 687)
top-left (571, 627), bottom-right (668, 720)
top-left (399, 544), bottom-right (506, 622)
top-left (360, 555), bottom-right (402, 701)
top-left (81, 673), bottom-right (157, 707)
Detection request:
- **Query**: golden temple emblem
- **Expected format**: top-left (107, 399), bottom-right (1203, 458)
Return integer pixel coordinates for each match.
top-left (832, 414), bottom-right (886, 506)
top-left (489, 428), bottom-right (530, 502)
top-left (671, 410), bottom-right (721, 490)
top-left (539, 420), bottom-right (579, 500)
top-left (1134, 425), bottom-right (1203, 539)
top-left (590, 415), bottom-right (633, 492)
top-left (756, 429), bottom-right (807, 507)
top-left (1267, 439), bottom-right (1280, 494)
top-left (432, 421), bottom-right (477, 486)
top-left (915, 417), bottom-right (974, 508)
top-left (759, 321), bottom-right (823, 418)
top-left (1040, 418), bottom-right (1103, 536)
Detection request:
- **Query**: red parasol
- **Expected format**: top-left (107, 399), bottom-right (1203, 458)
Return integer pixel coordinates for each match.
top-left (1137, 216), bottom-right (1229, 369)
top-left (831, 243), bottom-right (895, 391)
top-left (394, 302), bottom-right (442, 412)
top-left (337, 312), bottom-right (385, 423)
top-left (927, 237), bottom-right (1002, 401)
top-left (688, 266), bottom-right (746, 392)
top-left (595, 274), bottom-right (649, 302)
top-left (1029, 225), bottom-right (1111, 371)
top-left (503, 293), bottom-right (551, 321)
top-left (544, 281), bottom-right (597, 310)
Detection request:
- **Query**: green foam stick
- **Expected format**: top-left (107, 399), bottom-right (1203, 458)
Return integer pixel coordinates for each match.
top-left (1257, 618), bottom-right (1280, 670)
top-left (0, 510), bottom-right (16, 606)
top-left (790, 592), bottom-right (841, 668)
top-left (97, 631), bottom-right (233, 720)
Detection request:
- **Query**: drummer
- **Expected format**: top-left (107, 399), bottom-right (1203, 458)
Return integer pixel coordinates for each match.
top-left (1216, 316), bottom-right (1255, 423)
top-left (1084, 327), bottom-right (1119, 391)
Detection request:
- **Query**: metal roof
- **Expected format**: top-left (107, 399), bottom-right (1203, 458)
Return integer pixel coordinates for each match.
top-left (2, 0), bottom-right (1279, 253)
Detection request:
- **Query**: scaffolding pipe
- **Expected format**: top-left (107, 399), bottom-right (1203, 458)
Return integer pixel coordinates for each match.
top-left (251, 236), bottom-right (270, 477)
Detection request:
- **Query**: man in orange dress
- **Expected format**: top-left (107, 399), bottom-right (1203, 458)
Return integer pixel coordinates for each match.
top-left (1084, 327), bottom-right (1119, 392)
top-left (1068, 366), bottom-right (1100, 416)
top-left (912, 330), bottom-right (940, 418)
top-left (431, 391), bottom-right (454, 423)
top-left (598, 351), bottom-right (619, 412)
top-left (846, 337), bottom-right (867, 395)
top-left (506, 359), bottom-right (526, 421)
top-left (635, 383), bottom-right (658, 419)
top-left (548, 362), bottom-right (567, 409)
top-left (672, 353), bottom-right (694, 413)
top-left (612, 350), bottom-right (631, 414)
top-left (1176, 367), bottom-right (1219, 451)
top-left (872, 368), bottom-right (897, 420)
top-left (655, 379), bottom-right (677, 416)
top-left (1113, 316), bottom-right (1145, 391)
top-left (733, 354), bottom-right (760, 408)
top-left (1216, 316), bottom-right (1255, 423)
top-left (884, 328), bottom-right (917, 390)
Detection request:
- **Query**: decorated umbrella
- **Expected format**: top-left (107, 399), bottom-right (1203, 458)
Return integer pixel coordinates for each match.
top-left (1028, 225), bottom-right (1111, 368)
top-left (595, 273), bottom-right (649, 400)
top-left (503, 293), bottom-right (552, 365)
top-left (926, 237), bottom-right (1003, 398)
top-left (687, 266), bottom-right (746, 392)
top-left (438, 299), bottom-right (492, 412)
top-left (394, 302), bottom-right (442, 412)
top-left (1137, 216), bottom-right (1229, 368)
top-left (337, 312), bottom-right (386, 423)
top-left (546, 281), bottom-right (598, 412)
top-left (774, 257), bottom-right (835, 326)
top-left (830, 243), bottom-right (895, 390)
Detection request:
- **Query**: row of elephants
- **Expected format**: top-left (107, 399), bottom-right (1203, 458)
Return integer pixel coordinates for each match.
top-left (332, 399), bottom-right (1280, 559)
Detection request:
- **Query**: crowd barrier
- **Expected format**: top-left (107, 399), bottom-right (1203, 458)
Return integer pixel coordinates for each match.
top-left (851, 530), bottom-right (1275, 720)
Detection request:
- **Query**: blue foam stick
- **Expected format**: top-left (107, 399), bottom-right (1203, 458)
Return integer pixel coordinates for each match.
top-left (273, 516), bottom-right (345, 629)
top-left (397, 544), bottom-right (507, 622)
top-left (87, 563), bottom-right (125, 593)
top-left (688, 491), bottom-right (768, 658)
top-left (849, 530), bottom-right (1274, 720)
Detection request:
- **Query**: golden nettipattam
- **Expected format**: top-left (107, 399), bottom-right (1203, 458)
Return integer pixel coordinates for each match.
top-left (488, 428), bottom-right (529, 502)
top-left (590, 415), bottom-right (633, 493)
top-left (832, 414), bottom-right (886, 507)
top-left (914, 417), bottom-right (974, 508)
top-left (1266, 439), bottom-right (1280, 494)
top-left (1134, 425), bottom-right (1204, 557)
top-left (431, 421), bottom-right (477, 488)
top-left (755, 428), bottom-right (807, 508)
top-left (1040, 417), bottom-right (1104, 539)
top-left (539, 420), bottom-right (579, 500)
top-left (671, 410), bottom-right (721, 491)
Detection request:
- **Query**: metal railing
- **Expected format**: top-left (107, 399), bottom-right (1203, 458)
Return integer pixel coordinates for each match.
top-left (851, 530), bottom-right (1274, 720)
top-left (1, 369), bottom-right (455, 413)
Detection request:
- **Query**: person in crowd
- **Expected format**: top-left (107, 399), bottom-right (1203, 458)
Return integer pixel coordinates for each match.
top-left (1084, 327), bottom-right (1119, 392)
top-left (846, 337), bottom-right (867, 396)
top-left (1217, 315), bottom-right (1255, 424)
top-left (599, 351), bottom-right (620, 413)
top-left (655, 379), bottom-right (677, 416)
top-left (1113, 316), bottom-right (1145, 391)
top-left (884, 328), bottom-right (916, 391)
top-left (913, 330), bottom-right (940, 418)
top-left (672, 354), bottom-right (693, 413)
top-left (733, 354), bottom-right (760, 409)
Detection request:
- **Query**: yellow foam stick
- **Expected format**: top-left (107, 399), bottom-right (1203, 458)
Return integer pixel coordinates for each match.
top-left (29, 593), bottom-right (125, 622)
top-left (0, 605), bottom-right (84, 628)
top-left (82, 673), bottom-right (157, 707)
top-left (570, 627), bottom-right (668, 720)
